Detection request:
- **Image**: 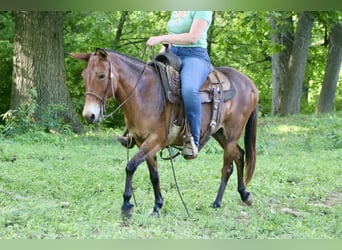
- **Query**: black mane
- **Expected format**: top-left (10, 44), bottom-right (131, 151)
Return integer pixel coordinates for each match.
top-left (103, 48), bottom-right (149, 66)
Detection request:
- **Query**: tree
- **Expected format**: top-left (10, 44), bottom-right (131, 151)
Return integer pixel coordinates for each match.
top-left (316, 23), bottom-right (342, 113)
top-left (270, 12), bottom-right (294, 115)
top-left (112, 11), bottom-right (129, 50)
top-left (278, 12), bottom-right (315, 116)
top-left (11, 11), bottom-right (83, 132)
top-left (0, 12), bottom-right (14, 121)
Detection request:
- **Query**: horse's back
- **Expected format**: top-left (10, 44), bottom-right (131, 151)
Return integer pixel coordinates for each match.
top-left (216, 66), bottom-right (258, 108)
top-left (216, 66), bottom-right (257, 91)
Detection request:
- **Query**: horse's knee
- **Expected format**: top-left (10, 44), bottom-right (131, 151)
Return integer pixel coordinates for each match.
top-left (227, 164), bottom-right (233, 175)
top-left (221, 163), bottom-right (233, 182)
top-left (126, 162), bottom-right (137, 174)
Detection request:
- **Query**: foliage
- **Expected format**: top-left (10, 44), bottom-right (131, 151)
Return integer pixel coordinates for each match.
top-left (63, 11), bottom-right (170, 128)
top-left (1, 11), bottom-right (341, 129)
top-left (211, 11), bottom-right (274, 115)
top-left (0, 113), bottom-right (341, 238)
top-left (39, 104), bottom-right (73, 135)
top-left (0, 89), bottom-right (38, 136)
top-left (0, 11), bottom-right (14, 124)
top-left (0, 89), bottom-right (73, 136)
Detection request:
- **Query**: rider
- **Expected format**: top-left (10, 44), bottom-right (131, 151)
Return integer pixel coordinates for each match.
top-left (118, 11), bottom-right (213, 159)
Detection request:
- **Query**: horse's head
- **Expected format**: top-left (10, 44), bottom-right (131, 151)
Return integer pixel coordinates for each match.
top-left (70, 48), bottom-right (116, 124)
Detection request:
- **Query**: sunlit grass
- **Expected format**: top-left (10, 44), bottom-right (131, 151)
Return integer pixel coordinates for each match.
top-left (0, 112), bottom-right (341, 239)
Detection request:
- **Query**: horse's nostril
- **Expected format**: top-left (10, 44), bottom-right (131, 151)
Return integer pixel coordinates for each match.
top-left (85, 113), bottom-right (96, 123)
top-left (89, 114), bottom-right (96, 122)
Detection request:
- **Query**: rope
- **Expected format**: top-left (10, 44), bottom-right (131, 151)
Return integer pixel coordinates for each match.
top-left (149, 47), bottom-right (191, 217)
top-left (126, 144), bottom-right (137, 207)
top-left (119, 46), bottom-right (190, 217)
top-left (167, 146), bottom-right (190, 217)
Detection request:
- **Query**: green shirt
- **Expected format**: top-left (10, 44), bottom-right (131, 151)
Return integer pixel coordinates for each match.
top-left (167, 11), bottom-right (212, 48)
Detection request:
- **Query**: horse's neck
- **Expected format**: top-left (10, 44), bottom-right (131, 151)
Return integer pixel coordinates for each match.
top-left (111, 55), bottom-right (145, 102)
top-left (112, 55), bottom-right (164, 114)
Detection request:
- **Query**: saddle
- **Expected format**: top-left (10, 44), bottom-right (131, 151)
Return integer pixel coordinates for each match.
top-left (153, 52), bottom-right (236, 147)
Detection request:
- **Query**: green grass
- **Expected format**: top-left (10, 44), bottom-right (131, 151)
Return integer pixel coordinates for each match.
top-left (0, 113), bottom-right (341, 239)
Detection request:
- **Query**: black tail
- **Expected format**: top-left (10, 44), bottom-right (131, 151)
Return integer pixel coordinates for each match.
top-left (244, 106), bottom-right (258, 185)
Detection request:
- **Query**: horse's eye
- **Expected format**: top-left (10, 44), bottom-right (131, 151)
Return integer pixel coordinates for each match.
top-left (98, 74), bottom-right (106, 80)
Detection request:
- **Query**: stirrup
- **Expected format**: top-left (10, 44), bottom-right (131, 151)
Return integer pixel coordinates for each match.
top-left (182, 135), bottom-right (198, 160)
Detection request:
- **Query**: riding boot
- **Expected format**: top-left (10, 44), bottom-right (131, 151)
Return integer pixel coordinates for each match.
top-left (116, 129), bottom-right (135, 149)
top-left (182, 134), bottom-right (198, 160)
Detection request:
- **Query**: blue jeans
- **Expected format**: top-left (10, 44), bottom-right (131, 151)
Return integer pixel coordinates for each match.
top-left (170, 46), bottom-right (211, 147)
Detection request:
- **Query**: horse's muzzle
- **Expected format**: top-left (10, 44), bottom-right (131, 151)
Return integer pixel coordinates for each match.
top-left (82, 102), bottom-right (101, 124)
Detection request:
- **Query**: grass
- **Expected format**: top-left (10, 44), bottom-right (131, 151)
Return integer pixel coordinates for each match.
top-left (0, 112), bottom-right (341, 239)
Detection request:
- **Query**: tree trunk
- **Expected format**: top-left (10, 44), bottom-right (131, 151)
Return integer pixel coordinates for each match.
top-left (316, 23), bottom-right (342, 113)
top-left (279, 12), bottom-right (315, 116)
top-left (207, 11), bottom-right (215, 56)
top-left (270, 12), bottom-right (294, 115)
top-left (113, 11), bottom-right (129, 49)
top-left (11, 11), bottom-right (83, 132)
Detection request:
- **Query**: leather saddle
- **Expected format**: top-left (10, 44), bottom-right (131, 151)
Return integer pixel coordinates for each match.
top-left (152, 52), bottom-right (236, 148)
top-left (153, 52), bottom-right (235, 104)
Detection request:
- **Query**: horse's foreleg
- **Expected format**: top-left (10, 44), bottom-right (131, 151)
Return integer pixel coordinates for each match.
top-left (236, 145), bottom-right (252, 205)
top-left (146, 156), bottom-right (163, 215)
top-left (121, 150), bottom-right (146, 218)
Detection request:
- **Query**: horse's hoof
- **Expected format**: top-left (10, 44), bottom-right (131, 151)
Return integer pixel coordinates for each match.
top-left (121, 203), bottom-right (134, 219)
top-left (243, 192), bottom-right (253, 206)
top-left (151, 210), bottom-right (160, 217)
top-left (212, 201), bottom-right (221, 209)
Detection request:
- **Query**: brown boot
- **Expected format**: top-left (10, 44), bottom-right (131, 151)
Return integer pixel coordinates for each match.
top-left (182, 135), bottom-right (198, 160)
top-left (116, 129), bottom-right (135, 149)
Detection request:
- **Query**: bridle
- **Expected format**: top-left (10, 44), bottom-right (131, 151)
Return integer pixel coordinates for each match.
top-left (85, 60), bottom-right (115, 119)
top-left (84, 50), bottom-right (148, 119)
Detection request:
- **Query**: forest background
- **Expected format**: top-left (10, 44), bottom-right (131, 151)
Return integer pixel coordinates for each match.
top-left (0, 11), bottom-right (341, 133)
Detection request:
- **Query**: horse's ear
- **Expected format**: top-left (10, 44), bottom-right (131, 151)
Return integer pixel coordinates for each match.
top-left (68, 53), bottom-right (91, 62)
top-left (95, 48), bottom-right (108, 59)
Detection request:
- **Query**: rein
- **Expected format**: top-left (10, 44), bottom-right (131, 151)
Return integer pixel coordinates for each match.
top-left (150, 47), bottom-right (190, 217)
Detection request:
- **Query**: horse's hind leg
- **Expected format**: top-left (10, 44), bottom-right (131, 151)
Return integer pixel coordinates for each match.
top-left (212, 161), bottom-right (233, 208)
top-left (212, 133), bottom-right (235, 208)
top-left (146, 156), bottom-right (163, 215)
top-left (121, 150), bottom-right (146, 218)
top-left (236, 145), bottom-right (252, 205)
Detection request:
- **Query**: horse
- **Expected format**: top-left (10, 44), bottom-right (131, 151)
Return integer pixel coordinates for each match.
top-left (70, 48), bottom-right (259, 217)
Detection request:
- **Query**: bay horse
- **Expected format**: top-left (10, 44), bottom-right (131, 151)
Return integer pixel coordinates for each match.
top-left (70, 48), bottom-right (259, 217)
